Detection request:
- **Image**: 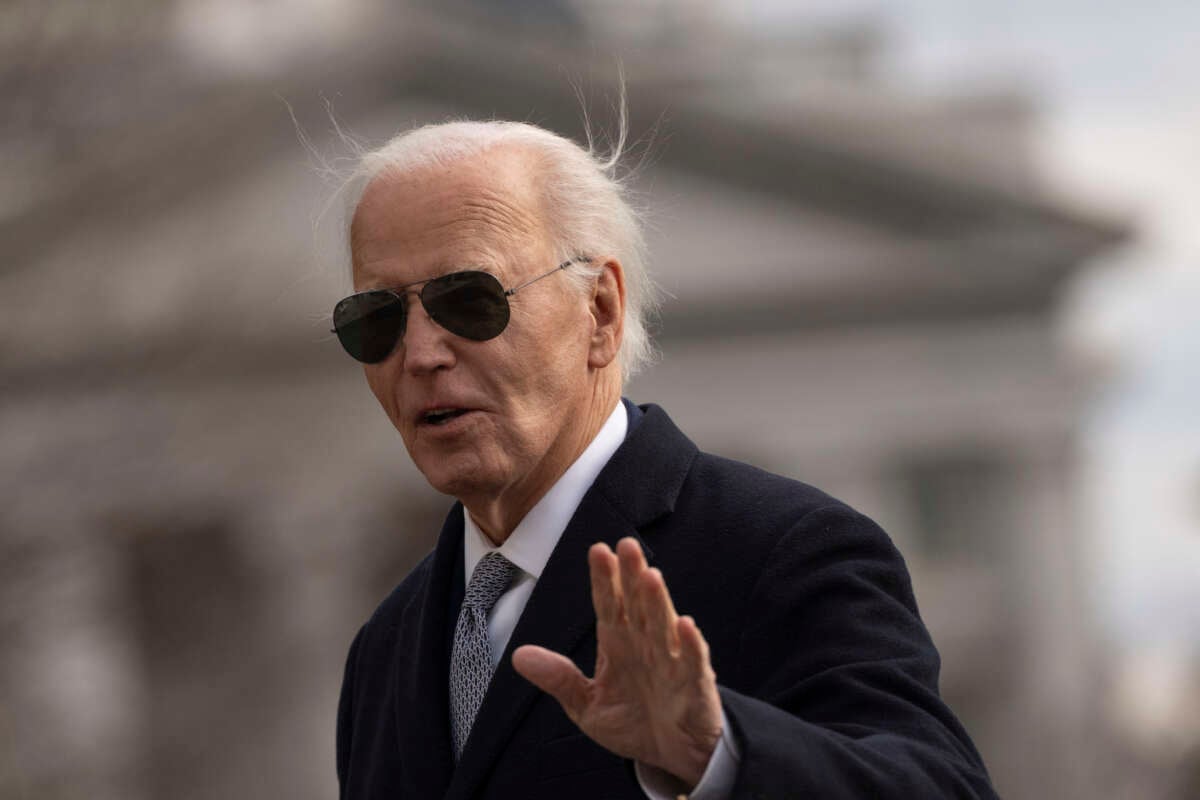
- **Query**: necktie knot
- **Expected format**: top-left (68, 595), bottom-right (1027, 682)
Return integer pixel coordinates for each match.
top-left (463, 551), bottom-right (518, 615)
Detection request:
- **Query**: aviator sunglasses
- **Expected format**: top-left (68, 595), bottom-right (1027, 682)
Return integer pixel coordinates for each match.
top-left (332, 257), bottom-right (589, 363)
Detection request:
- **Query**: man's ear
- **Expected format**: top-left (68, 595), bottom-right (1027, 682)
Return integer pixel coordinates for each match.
top-left (588, 258), bottom-right (626, 370)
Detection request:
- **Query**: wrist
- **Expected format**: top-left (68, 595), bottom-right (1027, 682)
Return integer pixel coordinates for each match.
top-left (671, 729), bottom-right (722, 789)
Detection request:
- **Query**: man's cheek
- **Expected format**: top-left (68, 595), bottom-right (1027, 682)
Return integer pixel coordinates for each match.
top-left (364, 371), bottom-right (399, 421)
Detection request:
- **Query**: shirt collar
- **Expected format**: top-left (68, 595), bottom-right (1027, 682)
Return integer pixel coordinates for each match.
top-left (463, 400), bottom-right (628, 582)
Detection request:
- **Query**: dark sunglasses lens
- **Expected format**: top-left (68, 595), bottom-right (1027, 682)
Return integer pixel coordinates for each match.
top-left (421, 271), bottom-right (510, 341)
top-left (333, 291), bottom-right (406, 363)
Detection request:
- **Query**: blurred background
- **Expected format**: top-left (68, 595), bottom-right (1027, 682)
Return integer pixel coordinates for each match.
top-left (2, 1), bottom-right (1198, 798)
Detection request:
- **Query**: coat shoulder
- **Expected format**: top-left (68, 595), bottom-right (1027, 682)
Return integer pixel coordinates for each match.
top-left (666, 451), bottom-right (912, 601)
top-left (682, 450), bottom-right (862, 539)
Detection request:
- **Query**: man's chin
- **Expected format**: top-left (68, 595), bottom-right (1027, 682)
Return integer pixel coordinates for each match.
top-left (416, 457), bottom-right (502, 501)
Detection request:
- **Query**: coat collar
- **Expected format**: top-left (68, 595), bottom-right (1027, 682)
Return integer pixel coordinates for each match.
top-left (444, 403), bottom-right (698, 798)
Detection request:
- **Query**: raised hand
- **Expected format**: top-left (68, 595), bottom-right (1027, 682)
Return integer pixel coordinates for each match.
top-left (512, 537), bottom-right (723, 788)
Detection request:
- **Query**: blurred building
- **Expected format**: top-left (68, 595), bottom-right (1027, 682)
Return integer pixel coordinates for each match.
top-left (0, 1), bottom-right (1147, 799)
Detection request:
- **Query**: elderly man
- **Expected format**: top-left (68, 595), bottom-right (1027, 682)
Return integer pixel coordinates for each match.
top-left (332, 120), bottom-right (997, 799)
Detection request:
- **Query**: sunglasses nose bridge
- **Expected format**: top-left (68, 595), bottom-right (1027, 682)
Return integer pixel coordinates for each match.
top-left (389, 286), bottom-right (436, 341)
top-left (399, 290), bottom-right (457, 372)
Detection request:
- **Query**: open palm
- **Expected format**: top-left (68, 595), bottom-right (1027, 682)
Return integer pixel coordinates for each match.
top-left (513, 537), bottom-right (723, 788)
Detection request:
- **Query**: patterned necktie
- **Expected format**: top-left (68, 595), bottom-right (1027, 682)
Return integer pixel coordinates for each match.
top-left (449, 551), bottom-right (518, 759)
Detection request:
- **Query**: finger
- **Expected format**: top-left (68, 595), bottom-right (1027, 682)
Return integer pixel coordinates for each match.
top-left (588, 543), bottom-right (621, 624)
top-left (616, 537), bottom-right (647, 628)
top-left (512, 645), bottom-right (591, 719)
top-left (676, 615), bottom-right (714, 682)
top-left (640, 567), bottom-right (680, 653)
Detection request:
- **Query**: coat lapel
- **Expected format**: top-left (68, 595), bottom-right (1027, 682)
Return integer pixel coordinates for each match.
top-left (393, 504), bottom-right (464, 797)
top-left (444, 404), bottom-right (698, 799)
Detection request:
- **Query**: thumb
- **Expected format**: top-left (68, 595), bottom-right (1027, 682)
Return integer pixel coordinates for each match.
top-left (512, 645), bottom-right (590, 718)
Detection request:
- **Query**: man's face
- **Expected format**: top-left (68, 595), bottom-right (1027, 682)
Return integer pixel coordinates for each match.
top-left (350, 147), bottom-right (599, 510)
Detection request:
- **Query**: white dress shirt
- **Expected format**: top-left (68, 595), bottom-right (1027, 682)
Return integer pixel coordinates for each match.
top-left (461, 400), bottom-right (740, 799)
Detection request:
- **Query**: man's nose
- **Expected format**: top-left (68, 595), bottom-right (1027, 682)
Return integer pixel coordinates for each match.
top-left (401, 299), bottom-right (456, 374)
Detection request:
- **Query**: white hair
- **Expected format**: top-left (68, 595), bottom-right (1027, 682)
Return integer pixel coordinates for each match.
top-left (339, 117), bottom-right (660, 380)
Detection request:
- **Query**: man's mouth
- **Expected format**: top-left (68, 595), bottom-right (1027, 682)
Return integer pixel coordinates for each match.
top-left (421, 408), bottom-right (471, 426)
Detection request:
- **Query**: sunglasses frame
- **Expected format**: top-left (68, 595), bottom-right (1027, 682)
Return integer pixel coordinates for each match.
top-left (331, 256), bottom-right (590, 363)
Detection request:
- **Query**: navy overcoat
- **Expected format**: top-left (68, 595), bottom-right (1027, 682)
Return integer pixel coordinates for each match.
top-left (336, 403), bottom-right (997, 799)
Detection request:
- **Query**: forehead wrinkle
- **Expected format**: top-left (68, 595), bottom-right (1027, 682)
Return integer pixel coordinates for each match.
top-left (458, 188), bottom-right (541, 238)
top-left (350, 146), bottom-right (551, 279)
top-left (400, 187), bottom-right (546, 281)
